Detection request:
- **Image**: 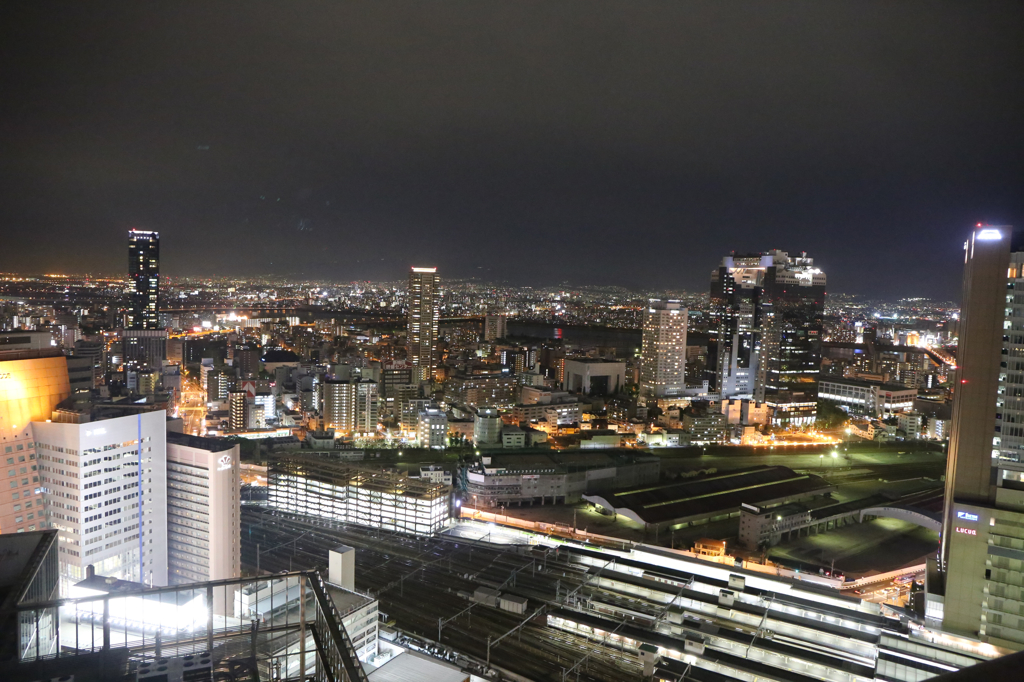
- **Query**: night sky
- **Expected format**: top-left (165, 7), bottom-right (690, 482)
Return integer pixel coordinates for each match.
top-left (1, 2), bottom-right (1022, 298)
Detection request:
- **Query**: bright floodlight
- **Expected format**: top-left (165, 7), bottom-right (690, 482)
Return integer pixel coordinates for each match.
top-left (977, 228), bottom-right (1002, 240)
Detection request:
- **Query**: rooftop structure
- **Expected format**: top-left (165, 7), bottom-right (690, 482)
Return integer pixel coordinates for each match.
top-left (584, 465), bottom-right (834, 530)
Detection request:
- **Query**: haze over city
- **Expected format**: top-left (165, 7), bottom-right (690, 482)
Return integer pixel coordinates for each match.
top-left (3, 4), bottom-right (1024, 682)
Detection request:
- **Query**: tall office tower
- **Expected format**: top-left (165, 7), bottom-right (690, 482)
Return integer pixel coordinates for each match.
top-left (166, 433), bottom-right (240, 589)
top-left (323, 379), bottom-right (379, 436)
top-left (755, 251), bottom-right (825, 427)
top-left (127, 229), bottom-right (160, 330)
top-left (0, 349), bottom-right (70, 534)
top-left (484, 314), bottom-right (507, 342)
top-left (709, 255), bottom-right (769, 397)
top-left (33, 410), bottom-right (168, 594)
top-left (639, 300), bottom-right (688, 399)
top-left (407, 267), bottom-right (440, 382)
top-left (228, 390), bottom-right (247, 431)
top-left (934, 225), bottom-right (1024, 649)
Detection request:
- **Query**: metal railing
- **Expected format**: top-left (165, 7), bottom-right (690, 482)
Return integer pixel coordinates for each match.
top-left (8, 570), bottom-right (367, 682)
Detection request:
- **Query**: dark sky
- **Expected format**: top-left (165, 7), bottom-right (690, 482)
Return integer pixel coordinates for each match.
top-left (2, 2), bottom-right (1023, 298)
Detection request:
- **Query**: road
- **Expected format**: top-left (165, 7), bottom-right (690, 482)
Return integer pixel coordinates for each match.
top-left (178, 369), bottom-right (207, 436)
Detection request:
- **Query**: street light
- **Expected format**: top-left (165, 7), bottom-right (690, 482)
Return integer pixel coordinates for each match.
top-left (819, 453), bottom-right (824, 471)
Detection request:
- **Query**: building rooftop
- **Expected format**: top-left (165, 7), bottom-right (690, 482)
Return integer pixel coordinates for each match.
top-left (590, 466), bottom-right (833, 524)
top-left (166, 431), bottom-right (236, 452)
top-left (819, 377), bottom-right (917, 392)
top-left (368, 650), bottom-right (468, 682)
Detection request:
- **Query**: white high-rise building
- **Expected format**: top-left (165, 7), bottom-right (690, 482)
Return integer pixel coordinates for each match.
top-left (323, 379), bottom-right (379, 436)
top-left (407, 267), bottom-right (440, 382)
top-left (34, 410), bottom-right (168, 594)
top-left (640, 300), bottom-right (688, 398)
top-left (166, 432), bottom-right (240, 589)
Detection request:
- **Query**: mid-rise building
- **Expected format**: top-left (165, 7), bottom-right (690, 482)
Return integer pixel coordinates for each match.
top-left (268, 457), bottom-right (450, 536)
top-left (484, 314), bottom-right (507, 342)
top-left (932, 225), bottom-right (1024, 649)
top-left (443, 369), bottom-right (518, 408)
top-left (0, 349), bottom-right (71, 535)
top-left (416, 408), bottom-right (448, 449)
top-left (474, 407), bottom-right (502, 445)
top-left (323, 379), bottom-right (379, 436)
top-left (34, 409), bottom-right (168, 594)
top-left (165, 433), bottom-right (240, 587)
top-left (407, 267), bottom-right (440, 382)
top-left (127, 229), bottom-right (160, 330)
top-left (562, 359), bottom-right (625, 396)
top-left (640, 300), bottom-right (687, 398)
top-left (817, 378), bottom-right (917, 419)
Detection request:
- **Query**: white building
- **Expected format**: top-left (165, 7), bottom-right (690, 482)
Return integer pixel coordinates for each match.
top-left (897, 412), bottom-right (924, 440)
top-left (165, 432), bottom-right (241, 587)
top-left (640, 300), bottom-right (688, 398)
top-left (34, 410), bottom-right (169, 594)
top-left (502, 425), bottom-right (526, 449)
top-left (562, 359), bottom-right (626, 396)
top-left (416, 408), bottom-right (448, 449)
top-left (323, 379), bottom-right (380, 436)
top-left (818, 378), bottom-right (917, 419)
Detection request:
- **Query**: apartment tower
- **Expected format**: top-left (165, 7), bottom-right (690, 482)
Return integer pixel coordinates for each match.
top-left (640, 300), bottom-right (688, 399)
top-left (407, 267), bottom-right (440, 382)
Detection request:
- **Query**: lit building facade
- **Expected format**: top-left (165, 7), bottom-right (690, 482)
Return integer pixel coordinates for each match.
top-left (0, 349), bottom-right (71, 535)
top-left (936, 225), bottom-right (1024, 649)
top-left (407, 267), bottom-right (440, 382)
top-left (268, 457), bottom-right (450, 536)
top-left (640, 299), bottom-right (688, 398)
top-left (127, 229), bottom-right (160, 330)
top-left (416, 408), bottom-right (447, 449)
top-left (34, 410), bottom-right (168, 594)
top-left (323, 379), bottom-right (379, 436)
top-left (165, 433), bottom-right (241, 587)
top-left (484, 314), bottom-right (507, 342)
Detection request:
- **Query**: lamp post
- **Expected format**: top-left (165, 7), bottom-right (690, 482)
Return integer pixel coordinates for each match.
top-left (819, 453), bottom-right (824, 471)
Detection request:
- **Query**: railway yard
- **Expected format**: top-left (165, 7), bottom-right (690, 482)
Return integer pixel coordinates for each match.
top-left (241, 506), bottom-right (994, 682)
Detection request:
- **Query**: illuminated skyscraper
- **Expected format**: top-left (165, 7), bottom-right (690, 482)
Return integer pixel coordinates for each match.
top-left (933, 225), bottom-right (1024, 648)
top-left (407, 267), bottom-right (440, 382)
top-left (709, 250), bottom-right (824, 425)
top-left (640, 300), bottom-right (687, 398)
top-left (127, 229), bottom-right (160, 330)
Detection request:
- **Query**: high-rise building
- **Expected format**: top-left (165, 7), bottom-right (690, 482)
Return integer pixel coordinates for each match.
top-left (0, 349), bottom-right (70, 535)
top-left (933, 225), bottom-right (1024, 649)
top-left (407, 267), bottom-right (440, 382)
top-left (165, 433), bottom-right (240, 589)
top-left (709, 250), bottom-right (825, 425)
top-left (228, 390), bottom-right (247, 431)
top-left (127, 229), bottom-right (160, 330)
top-left (709, 255), bottom-right (769, 397)
top-left (640, 300), bottom-right (688, 398)
top-left (34, 409), bottom-right (169, 594)
top-left (417, 407), bottom-right (448, 449)
top-left (484, 314), bottom-right (507, 342)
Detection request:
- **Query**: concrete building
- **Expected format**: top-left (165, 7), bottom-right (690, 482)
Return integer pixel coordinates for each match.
top-left (408, 267), bottom-right (440, 382)
top-left (0, 349), bottom-right (71, 535)
top-left (473, 407), bottom-right (502, 445)
top-left (165, 433), bottom-right (241, 587)
top-left (33, 409), bottom-right (169, 594)
top-left (484, 314), bottom-right (507, 342)
top-left (0, 331), bottom-right (53, 351)
top-left (323, 379), bottom-right (380, 436)
top-left (416, 407), bottom-right (447, 449)
top-left (934, 225), bottom-right (1024, 649)
top-left (640, 300), bottom-right (687, 398)
top-left (269, 457), bottom-right (450, 536)
top-left (465, 451), bottom-right (659, 507)
top-left (443, 369), bottom-right (518, 408)
top-left (818, 378), bottom-right (917, 419)
top-left (501, 424), bottom-right (525, 449)
top-left (897, 411), bottom-right (924, 440)
top-left (510, 400), bottom-right (581, 426)
top-left (682, 403), bottom-right (727, 444)
top-left (718, 398), bottom-right (768, 426)
top-left (562, 359), bottom-right (625, 396)
top-left (228, 390), bottom-right (247, 431)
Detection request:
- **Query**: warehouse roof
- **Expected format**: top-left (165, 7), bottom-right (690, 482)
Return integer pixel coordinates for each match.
top-left (584, 466), bottom-right (833, 525)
